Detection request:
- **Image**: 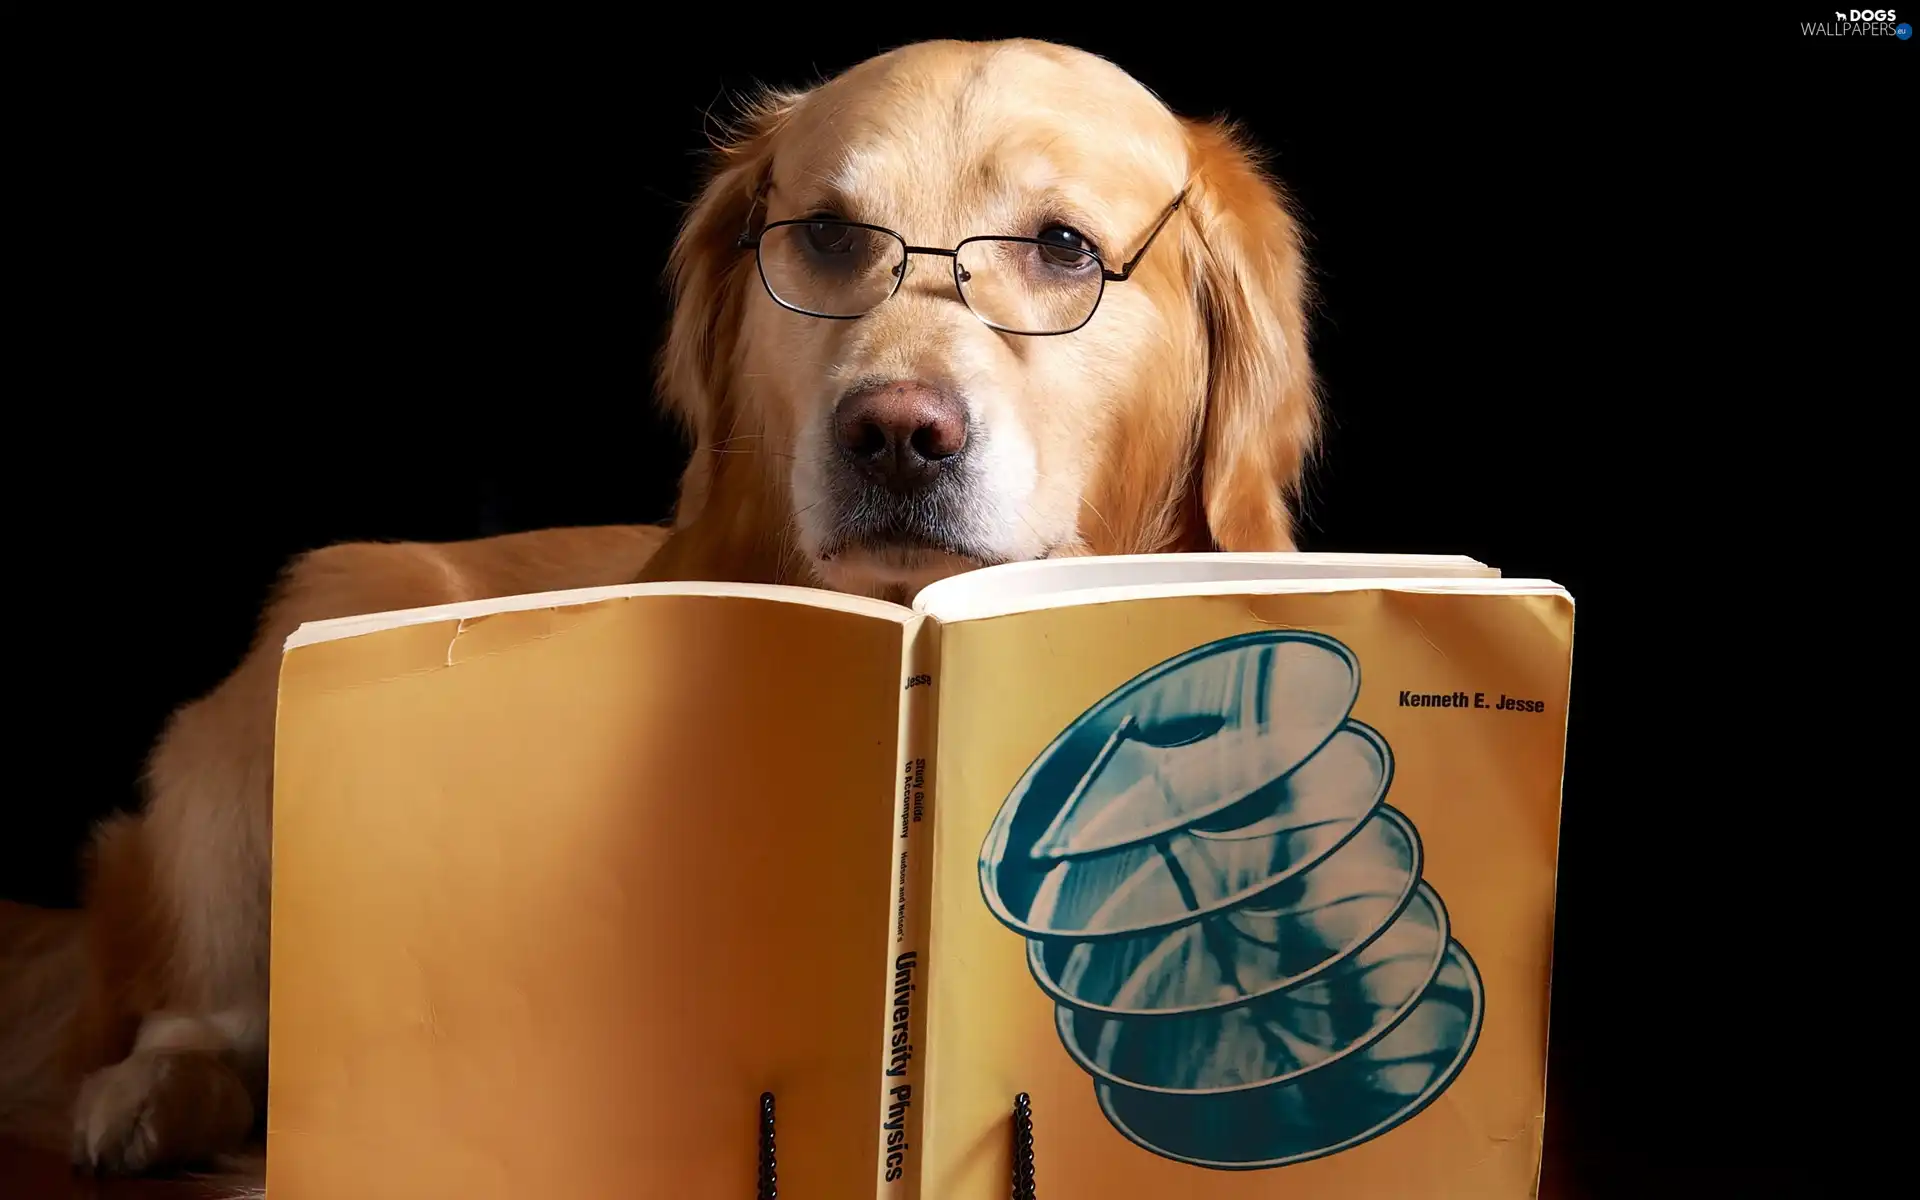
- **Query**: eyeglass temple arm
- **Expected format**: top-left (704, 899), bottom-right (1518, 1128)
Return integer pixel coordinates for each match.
top-left (1104, 191), bottom-right (1187, 283)
top-left (735, 174), bottom-right (774, 251)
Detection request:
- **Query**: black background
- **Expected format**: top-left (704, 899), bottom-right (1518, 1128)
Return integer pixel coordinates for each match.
top-left (6, 14), bottom-right (1902, 1197)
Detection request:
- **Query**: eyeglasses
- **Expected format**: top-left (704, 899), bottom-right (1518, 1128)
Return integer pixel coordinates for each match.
top-left (735, 189), bottom-right (1185, 337)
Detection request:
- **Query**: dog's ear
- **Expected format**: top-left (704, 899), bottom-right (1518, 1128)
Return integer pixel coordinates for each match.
top-left (1181, 117), bottom-right (1320, 551)
top-left (656, 89), bottom-right (804, 525)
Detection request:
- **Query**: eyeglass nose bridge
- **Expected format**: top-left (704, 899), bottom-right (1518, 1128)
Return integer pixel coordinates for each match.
top-left (894, 244), bottom-right (970, 292)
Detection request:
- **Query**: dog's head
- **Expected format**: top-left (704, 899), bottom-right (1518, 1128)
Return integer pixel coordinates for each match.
top-left (654, 39), bottom-right (1318, 600)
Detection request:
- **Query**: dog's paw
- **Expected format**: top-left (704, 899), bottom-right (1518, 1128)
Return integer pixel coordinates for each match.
top-left (71, 1050), bottom-right (254, 1175)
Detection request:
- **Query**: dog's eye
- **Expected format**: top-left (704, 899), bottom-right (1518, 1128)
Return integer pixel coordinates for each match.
top-left (802, 221), bottom-right (857, 256)
top-left (1036, 225), bottom-right (1097, 271)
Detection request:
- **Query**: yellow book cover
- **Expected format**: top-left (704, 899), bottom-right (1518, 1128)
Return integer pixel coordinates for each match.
top-left (267, 552), bottom-right (1572, 1199)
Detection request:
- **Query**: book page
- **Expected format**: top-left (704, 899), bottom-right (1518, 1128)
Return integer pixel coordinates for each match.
top-left (286, 577), bottom-right (911, 649)
top-left (911, 552), bottom-right (1498, 623)
top-left (269, 593), bottom-right (916, 1199)
top-left (917, 584), bottom-right (1573, 1199)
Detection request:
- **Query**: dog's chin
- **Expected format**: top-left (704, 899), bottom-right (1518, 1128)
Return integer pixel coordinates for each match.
top-left (812, 536), bottom-right (1014, 603)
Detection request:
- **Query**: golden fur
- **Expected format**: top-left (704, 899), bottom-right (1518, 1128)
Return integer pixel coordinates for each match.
top-left (0, 38), bottom-right (1318, 1184)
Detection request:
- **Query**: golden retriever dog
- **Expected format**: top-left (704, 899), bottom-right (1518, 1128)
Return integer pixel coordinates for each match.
top-left (0, 36), bottom-right (1317, 1182)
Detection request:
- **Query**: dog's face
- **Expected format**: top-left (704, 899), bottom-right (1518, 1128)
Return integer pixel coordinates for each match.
top-left (656, 40), bottom-right (1318, 600)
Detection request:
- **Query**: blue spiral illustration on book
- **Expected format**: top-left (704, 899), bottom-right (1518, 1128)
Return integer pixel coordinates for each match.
top-left (978, 630), bottom-right (1484, 1170)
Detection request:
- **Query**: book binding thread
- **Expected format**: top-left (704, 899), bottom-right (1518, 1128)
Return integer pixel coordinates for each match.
top-left (751, 1091), bottom-right (1040, 1197)
top-left (1011, 1092), bottom-right (1037, 1200)
top-left (757, 1091), bottom-right (777, 1199)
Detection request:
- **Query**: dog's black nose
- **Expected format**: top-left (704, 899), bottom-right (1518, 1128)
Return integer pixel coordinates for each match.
top-left (834, 381), bottom-right (970, 492)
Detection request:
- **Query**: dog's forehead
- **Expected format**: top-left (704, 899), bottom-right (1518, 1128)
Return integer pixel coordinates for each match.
top-left (776, 41), bottom-right (1185, 231)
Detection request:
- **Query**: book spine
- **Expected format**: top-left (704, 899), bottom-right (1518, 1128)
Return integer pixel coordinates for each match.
top-left (876, 616), bottom-right (938, 1198)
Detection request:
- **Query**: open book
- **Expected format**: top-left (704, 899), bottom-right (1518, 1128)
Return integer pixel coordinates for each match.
top-left (266, 551), bottom-right (1574, 1199)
